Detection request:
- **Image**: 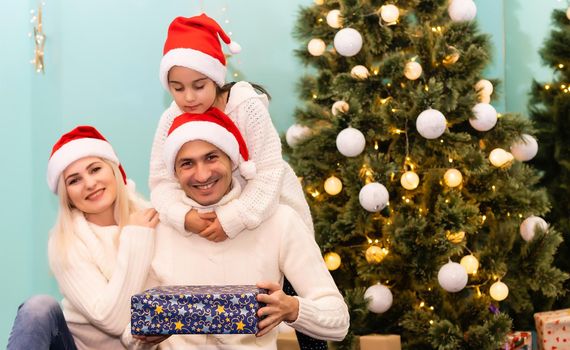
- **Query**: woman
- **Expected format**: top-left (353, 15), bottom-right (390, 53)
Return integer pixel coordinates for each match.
top-left (8, 126), bottom-right (158, 350)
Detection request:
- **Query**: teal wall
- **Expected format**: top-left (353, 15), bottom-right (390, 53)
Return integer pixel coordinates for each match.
top-left (0, 0), bottom-right (563, 346)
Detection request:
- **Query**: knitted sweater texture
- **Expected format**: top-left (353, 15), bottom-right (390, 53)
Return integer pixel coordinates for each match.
top-left (125, 179), bottom-right (348, 349)
top-left (48, 204), bottom-right (155, 350)
top-left (149, 81), bottom-right (313, 238)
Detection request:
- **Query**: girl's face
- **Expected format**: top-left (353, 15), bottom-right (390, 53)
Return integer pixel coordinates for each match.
top-left (168, 66), bottom-right (218, 114)
top-left (63, 156), bottom-right (117, 223)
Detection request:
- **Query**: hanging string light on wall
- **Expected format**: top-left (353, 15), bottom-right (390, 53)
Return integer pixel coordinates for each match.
top-left (29, 2), bottom-right (46, 74)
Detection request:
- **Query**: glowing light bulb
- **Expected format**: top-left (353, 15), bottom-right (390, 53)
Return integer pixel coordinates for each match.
top-left (460, 254), bottom-right (479, 274)
top-left (490, 280), bottom-right (509, 301)
top-left (324, 252), bottom-right (341, 270)
top-left (307, 38), bottom-right (326, 56)
top-left (489, 148), bottom-right (514, 167)
top-left (444, 169), bottom-right (463, 187)
top-left (400, 171), bottom-right (420, 190)
top-left (324, 176), bottom-right (343, 195)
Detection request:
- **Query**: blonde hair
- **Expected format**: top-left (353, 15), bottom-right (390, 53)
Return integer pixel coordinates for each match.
top-left (48, 159), bottom-right (135, 268)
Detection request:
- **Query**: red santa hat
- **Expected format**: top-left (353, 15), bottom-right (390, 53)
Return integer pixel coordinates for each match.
top-left (47, 126), bottom-right (127, 193)
top-left (159, 13), bottom-right (241, 90)
top-left (164, 108), bottom-right (256, 179)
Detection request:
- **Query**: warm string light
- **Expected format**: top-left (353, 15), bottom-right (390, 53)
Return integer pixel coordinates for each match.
top-left (29, 2), bottom-right (46, 74)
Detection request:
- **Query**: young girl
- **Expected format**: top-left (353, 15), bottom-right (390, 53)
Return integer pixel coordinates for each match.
top-left (150, 13), bottom-right (313, 241)
top-left (149, 14), bottom-right (327, 349)
top-left (8, 126), bottom-right (159, 350)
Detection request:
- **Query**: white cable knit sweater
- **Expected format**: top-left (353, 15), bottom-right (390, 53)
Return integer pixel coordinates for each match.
top-left (149, 81), bottom-right (313, 238)
top-left (123, 178), bottom-right (348, 349)
top-left (48, 204), bottom-right (155, 350)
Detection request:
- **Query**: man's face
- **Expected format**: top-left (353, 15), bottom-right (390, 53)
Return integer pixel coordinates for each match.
top-left (174, 140), bottom-right (233, 206)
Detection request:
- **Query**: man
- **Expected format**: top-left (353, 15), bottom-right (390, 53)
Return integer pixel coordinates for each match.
top-left (128, 108), bottom-right (349, 349)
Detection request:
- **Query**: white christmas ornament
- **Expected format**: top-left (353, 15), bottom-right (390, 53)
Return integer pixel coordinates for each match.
top-left (416, 108), bottom-right (447, 139)
top-left (470, 103), bottom-right (498, 131)
top-left (364, 284), bottom-right (393, 313)
top-left (380, 4), bottom-right (400, 24)
top-left (448, 0), bottom-right (477, 22)
top-left (404, 61), bottom-right (423, 80)
top-left (520, 216), bottom-right (548, 242)
top-left (460, 254), bottom-right (479, 275)
top-left (336, 127), bottom-right (366, 157)
top-left (400, 171), bottom-right (420, 190)
top-left (567, 7), bottom-right (570, 20)
top-left (438, 261), bottom-right (468, 292)
top-left (510, 134), bottom-right (538, 162)
top-left (324, 175), bottom-right (343, 195)
top-left (331, 100), bottom-right (350, 116)
top-left (490, 281), bottom-right (509, 301)
top-left (475, 79), bottom-right (493, 97)
top-left (489, 148), bottom-right (514, 167)
top-left (307, 38), bottom-right (326, 56)
top-left (286, 124), bottom-right (311, 148)
top-left (326, 9), bottom-right (342, 29)
top-left (444, 168), bottom-right (463, 187)
top-left (333, 28), bottom-right (363, 57)
top-left (359, 182), bottom-right (389, 212)
top-left (351, 65), bottom-right (370, 79)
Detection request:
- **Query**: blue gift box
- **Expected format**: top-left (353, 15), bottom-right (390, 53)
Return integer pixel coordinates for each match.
top-left (131, 285), bottom-right (266, 335)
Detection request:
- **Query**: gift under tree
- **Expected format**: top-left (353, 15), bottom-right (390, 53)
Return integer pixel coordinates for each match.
top-left (284, 0), bottom-right (568, 349)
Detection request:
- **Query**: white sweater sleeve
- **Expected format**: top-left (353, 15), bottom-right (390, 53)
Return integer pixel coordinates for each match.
top-left (215, 98), bottom-right (285, 238)
top-left (278, 209), bottom-right (349, 341)
top-left (50, 225), bottom-right (155, 336)
top-left (149, 104), bottom-right (192, 233)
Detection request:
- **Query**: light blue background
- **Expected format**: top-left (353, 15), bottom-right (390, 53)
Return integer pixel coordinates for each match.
top-left (0, 0), bottom-right (563, 346)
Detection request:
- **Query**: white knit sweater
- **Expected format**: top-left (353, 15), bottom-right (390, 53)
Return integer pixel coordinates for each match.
top-left (124, 178), bottom-right (348, 349)
top-left (48, 203), bottom-right (155, 350)
top-left (148, 81), bottom-right (313, 238)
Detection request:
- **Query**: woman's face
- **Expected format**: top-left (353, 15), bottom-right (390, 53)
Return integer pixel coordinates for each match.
top-left (168, 66), bottom-right (218, 114)
top-left (62, 157), bottom-right (117, 221)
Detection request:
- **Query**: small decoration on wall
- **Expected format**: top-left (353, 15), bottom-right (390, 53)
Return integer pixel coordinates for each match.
top-left (30, 2), bottom-right (46, 74)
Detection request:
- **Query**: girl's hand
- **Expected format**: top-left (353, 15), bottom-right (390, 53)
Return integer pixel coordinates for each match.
top-left (255, 281), bottom-right (299, 337)
top-left (132, 334), bottom-right (171, 345)
top-left (184, 209), bottom-right (214, 233)
top-left (198, 217), bottom-right (228, 242)
top-left (128, 208), bottom-right (160, 228)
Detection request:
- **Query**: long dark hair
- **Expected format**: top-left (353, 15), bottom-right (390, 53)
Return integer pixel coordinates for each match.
top-left (217, 82), bottom-right (272, 100)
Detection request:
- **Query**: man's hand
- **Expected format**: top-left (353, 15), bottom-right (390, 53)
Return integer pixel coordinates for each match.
top-left (255, 281), bottom-right (299, 337)
top-left (132, 334), bottom-right (171, 345)
top-left (198, 215), bottom-right (228, 242)
top-left (184, 209), bottom-right (214, 233)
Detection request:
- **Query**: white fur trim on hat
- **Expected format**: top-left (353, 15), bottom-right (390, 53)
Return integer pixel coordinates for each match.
top-left (47, 138), bottom-right (119, 193)
top-left (164, 121), bottom-right (240, 177)
top-left (160, 48), bottom-right (227, 90)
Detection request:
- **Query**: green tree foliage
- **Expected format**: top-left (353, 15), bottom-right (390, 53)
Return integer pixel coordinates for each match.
top-left (285, 1), bottom-right (568, 349)
top-left (529, 9), bottom-right (570, 310)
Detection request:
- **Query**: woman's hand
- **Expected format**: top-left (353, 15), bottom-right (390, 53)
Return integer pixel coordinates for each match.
top-left (128, 208), bottom-right (159, 228)
top-left (255, 281), bottom-right (299, 337)
top-left (132, 334), bottom-right (171, 345)
top-left (184, 209), bottom-right (214, 233)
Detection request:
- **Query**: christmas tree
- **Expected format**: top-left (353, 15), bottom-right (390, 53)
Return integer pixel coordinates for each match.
top-left (529, 7), bottom-right (570, 310)
top-left (284, 1), bottom-right (568, 349)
